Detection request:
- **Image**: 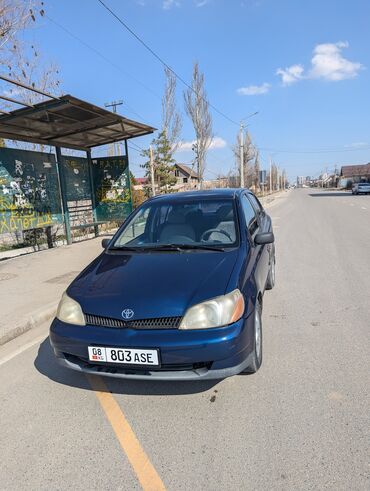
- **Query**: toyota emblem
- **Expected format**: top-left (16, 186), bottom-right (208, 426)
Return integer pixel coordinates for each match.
top-left (121, 308), bottom-right (134, 320)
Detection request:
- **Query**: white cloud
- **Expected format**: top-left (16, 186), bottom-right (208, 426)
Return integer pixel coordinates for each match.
top-left (195, 0), bottom-right (210, 6)
top-left (177, 136), bottom-right (227, 152)
top-left (345, 142), bottom-right (369, 148)
top-left (276, 42), bottom-right (363, 86)
top-left (309, 41), bottom-right (363, 81)
top-left (237, 82), bottom-right (270, 95)
top-left (276, 64), bottom-right (304, 86)
top-left (162, 0), bottom-right (180, 9)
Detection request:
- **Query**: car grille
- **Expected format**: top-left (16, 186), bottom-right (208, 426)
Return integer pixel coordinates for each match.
top-left (85, 313), bottom-right (182, 330)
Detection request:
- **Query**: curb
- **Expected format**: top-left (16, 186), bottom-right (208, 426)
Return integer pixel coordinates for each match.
top-left (0, 302), bottom-right (57, 346)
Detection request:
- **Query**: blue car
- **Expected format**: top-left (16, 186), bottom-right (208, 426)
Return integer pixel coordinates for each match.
top-left (50, 189), bottom-right (275, 380)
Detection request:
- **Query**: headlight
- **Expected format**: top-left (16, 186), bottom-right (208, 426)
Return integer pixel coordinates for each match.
top-left (179, 289), bottom-right (245, 330)
top-left (56, 292), bottom-right (85, 326)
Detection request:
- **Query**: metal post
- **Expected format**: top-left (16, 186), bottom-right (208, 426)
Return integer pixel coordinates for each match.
top-left (240, 123), bottom-right (244, 188)
top-left (124, 139), bottom-right (133, 214)
top-left (269, 156), bottom-right (272, 194)
top-left (55, 146), bottom-right (72, 245)
top-left (149, 145), bottom-right (156, 196)
top-left (86, 149), bottom-right (99, 237)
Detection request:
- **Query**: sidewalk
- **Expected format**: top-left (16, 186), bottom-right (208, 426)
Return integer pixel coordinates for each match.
top-left (0, 190), bottom-right (289, 346)
top-left (0, 237), bottom-right (104, 345)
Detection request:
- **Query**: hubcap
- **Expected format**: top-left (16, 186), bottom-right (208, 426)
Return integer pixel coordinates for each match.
top-left (255, 309), bottom-right (261, 360)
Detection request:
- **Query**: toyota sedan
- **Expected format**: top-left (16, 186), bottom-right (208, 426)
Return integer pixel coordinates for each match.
top-left (50, 189), bottom-right (275, 380)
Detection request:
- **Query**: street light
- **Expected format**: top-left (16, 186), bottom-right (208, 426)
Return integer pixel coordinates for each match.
top-left (239, 112), bottom-right (259, 188)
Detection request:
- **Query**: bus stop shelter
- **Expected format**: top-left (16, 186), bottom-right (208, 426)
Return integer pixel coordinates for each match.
top-left (0, 75), bottom-right (155, 245)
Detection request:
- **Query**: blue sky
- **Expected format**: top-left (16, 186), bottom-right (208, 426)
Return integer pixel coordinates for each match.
top-left (20, 0), bottom-right (370, 180)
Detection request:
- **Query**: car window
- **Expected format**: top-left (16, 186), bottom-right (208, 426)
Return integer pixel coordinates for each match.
top-left (114, 207), bottom-right (150, 246)
top-left (241, 195), bottom-right (258, 235)
top-left (247, 194), bottom-right (263, 217)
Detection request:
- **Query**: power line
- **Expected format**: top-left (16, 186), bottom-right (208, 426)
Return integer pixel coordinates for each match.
top-left (97, 0), bottom-right (240, 127)
top-left (45, 14), bottom-right (161, 126)
top-left (257, 145), bottom-right (370, 154)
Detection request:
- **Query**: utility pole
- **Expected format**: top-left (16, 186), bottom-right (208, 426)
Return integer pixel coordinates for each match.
top-left (105, 100), bottom-right (123, 156)
top-left (149, 145), bottom-right (156, 197)
top-left (269, 156), bottom-right (272, 194)
top-left (240, 123), bottom-right (244, 188)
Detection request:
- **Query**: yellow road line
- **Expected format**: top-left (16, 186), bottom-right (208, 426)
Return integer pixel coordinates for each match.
top-left (87, 374), bottom-right (166, 491)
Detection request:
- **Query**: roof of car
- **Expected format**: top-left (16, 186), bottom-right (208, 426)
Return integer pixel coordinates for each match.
top-left (148, 188), bottom-right (246, 202)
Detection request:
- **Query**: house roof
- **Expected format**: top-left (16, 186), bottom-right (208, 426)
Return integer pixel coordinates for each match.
top-left (175, 163), bottom-right (199, 179)
top-left (340, 163), bottom-right (370, 178)
top-left (0, 94), bottom-right (155, 151)
top-left (135, 177), bottom-right (148, 184)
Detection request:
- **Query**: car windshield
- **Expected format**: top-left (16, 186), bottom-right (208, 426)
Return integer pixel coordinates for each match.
top-left (112, 198), bottom-right (239, 249)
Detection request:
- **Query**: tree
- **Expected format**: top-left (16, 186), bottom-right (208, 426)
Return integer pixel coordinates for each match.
top-left (0, 1), bottom-right (40, 51)
top-left (233, 129), bottom-right (255, 187)
top-left (162, 67), bottom-right (182, 148)
top-left (0, 1), bottom-right (61, 149)
top-left (253, 150), bottom-right (260, 193)
top-left (141, 68), bottom-right (182, 195)
top-left (141, 131), bottom-right (178, 195)
top-left (184, 62), bottom-right (213, 189)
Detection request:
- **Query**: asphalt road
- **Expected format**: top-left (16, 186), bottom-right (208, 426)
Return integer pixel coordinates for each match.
top-left (1, 189), bottom-right (369, 490)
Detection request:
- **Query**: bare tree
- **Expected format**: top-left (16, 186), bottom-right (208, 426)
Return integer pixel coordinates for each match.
top-left (0, 0), bottom-right (39, 51)
top-left (162, 67), bottom-right (182, 149)
top-left (184, 62), bottom-right (213, 189)
top-left (253, 150), bottom-right (261, 193)
top-left (0, 1), bottom-right (61, 150)
top-left (233, 129), bottom-right (255, 187)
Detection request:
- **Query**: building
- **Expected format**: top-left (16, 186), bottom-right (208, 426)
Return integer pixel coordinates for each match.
top-left (338, 163), bottom-right (370, 189)
top-left (133, 163), bottom-right (199, 192)
top-left (173, 163), bottom-right (199, 189)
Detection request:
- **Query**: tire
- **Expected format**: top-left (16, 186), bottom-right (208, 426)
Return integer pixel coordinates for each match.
top-left (242, 302), bottom-right (263, 374)
top-left (265, 255), bottom-right (276, 290)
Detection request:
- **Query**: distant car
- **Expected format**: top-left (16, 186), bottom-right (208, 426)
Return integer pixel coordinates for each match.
top-left (50, 189), bottom-right (275, 381)
top-left (352, 183), bottom-right (370, 195)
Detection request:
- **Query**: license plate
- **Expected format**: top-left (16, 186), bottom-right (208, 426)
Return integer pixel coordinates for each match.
top-left (88, 346), bottom-right (159, 366)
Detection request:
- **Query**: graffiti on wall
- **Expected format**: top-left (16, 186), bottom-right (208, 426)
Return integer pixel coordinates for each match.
top-left (0, 148), bottom-right (133, 236)
top-left (93, 156), bottom-right (132, 221)
top-left (0, 148), bottom-right (62, 233)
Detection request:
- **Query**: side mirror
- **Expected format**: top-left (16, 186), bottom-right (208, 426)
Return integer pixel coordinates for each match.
top-left (254, 232), bottom-right (274, 245)
top-left (101, 238), bottom-right (111, 249)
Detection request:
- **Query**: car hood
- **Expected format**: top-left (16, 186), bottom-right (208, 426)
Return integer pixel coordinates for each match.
top-left (68, 249), bottom-right (239, 320)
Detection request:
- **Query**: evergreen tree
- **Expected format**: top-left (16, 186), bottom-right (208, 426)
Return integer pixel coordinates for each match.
top-left (141, 130), bottom-right (177, 195)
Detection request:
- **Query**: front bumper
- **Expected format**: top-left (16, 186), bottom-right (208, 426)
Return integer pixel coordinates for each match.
top-left (49, 312), bottom-right (255, 381)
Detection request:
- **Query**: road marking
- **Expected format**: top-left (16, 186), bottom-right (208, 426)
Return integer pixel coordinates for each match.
top-left (361, 206), bottom-right (367, 210)
top-left (0, 333), bottom-right (47, 367)
top-left (87, 375), bottom-right (166, 491)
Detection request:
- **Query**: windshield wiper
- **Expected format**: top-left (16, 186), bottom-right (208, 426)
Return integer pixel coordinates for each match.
top-left (109, 246), bottom-right (147, 251)
top-left (110, 243), bottom-right (225, 252)
top-left (152, 243), bottom-right (225, 252)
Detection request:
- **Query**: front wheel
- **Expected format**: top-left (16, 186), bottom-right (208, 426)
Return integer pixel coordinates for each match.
top-left (242, 302), bottom-right (263, 374)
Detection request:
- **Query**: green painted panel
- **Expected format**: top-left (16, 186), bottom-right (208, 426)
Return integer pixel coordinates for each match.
top-left (0, 147), bottom-right (63, 234)
top-left (61, 156), bottom-right (91, 201)
top-left (92, 156), bottom-right (132, 222)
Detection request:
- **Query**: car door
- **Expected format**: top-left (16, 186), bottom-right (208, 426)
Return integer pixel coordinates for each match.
top-left (248, 193), bottom-right (272, 288)
top-left (240, 193), bottom-right (266, 294)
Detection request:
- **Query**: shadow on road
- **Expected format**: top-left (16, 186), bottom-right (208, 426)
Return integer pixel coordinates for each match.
top-left (34, 337), bottom-right (219, 396)
top-left (309, 192), bottom-right (353, 197)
